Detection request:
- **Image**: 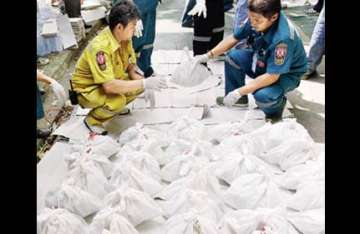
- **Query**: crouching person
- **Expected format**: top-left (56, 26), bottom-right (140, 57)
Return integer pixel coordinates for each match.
top-left (194, 0), bottom-right (307, 123)
top-left (71, 0), bottom-right (167, 135)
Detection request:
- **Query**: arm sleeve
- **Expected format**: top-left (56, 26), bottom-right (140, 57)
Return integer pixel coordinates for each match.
top-left (128, 40), bottom-right (137, 65)
top-left (233, 19), bottom-right (252, 41)
top-left (87, 47), bottom-right (115, 84)
top-left (266, 39), bottom-right (294, 74)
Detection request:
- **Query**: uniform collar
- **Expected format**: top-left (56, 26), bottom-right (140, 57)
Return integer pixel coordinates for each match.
top-left (104, 27), bottom-right (121, 52)
top-left (262, 11), bottom-right (291, 45)
top-left (262, 18), bottom-right (279, 45)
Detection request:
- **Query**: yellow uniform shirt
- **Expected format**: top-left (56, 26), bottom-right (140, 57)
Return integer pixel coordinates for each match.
top-left (72, 27), bottom-right (137, 93)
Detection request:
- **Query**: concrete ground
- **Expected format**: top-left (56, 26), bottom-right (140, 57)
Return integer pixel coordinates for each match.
top-left (155, 0), bottom-right (325, 143)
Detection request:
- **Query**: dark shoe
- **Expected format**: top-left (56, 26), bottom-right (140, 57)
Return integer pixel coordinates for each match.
top-left (83, 118), bottom-right (108, 135)
top-left (265, 98), bottom-right (287, 124)
top-left (302, 70), bottom-right (318, 80)
top-left (39, 88), bottom-right (46, 96)
top-left (37, 129), bottom-right (51, 139)
top-left (144, 67), bottom-right (154, 78)
top-left (216, 95), bottom-right (249, 107)
top-left (118, 107), bottom-right (131, 116)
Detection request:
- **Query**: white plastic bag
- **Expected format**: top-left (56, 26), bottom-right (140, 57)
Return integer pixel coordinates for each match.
top-left (104, 187), bottom-right (163, 226)
top-left (223, 172), bottom-right (285, 209)
top-left (170, 48), bottom-right (212, 87)
top-left (279, 158), bottom-right (325, 190)
top-left (218, 208), bottom-right (298, 234)
top-left (218, 209), bottom-right (262, 234)
top-left (161, 154), bottom-right (209, 182)
top-left (69, 135), bottom-right (119, 158)
top-left (141, 139), bottom-right (170, 166)
top-left (67, 157), bottom-right (110, 199)
top-left (217, 134), bottom-right (268, 157)
top-left (65, 149), bottom-right (114, 179)
top-left (260, 119), bottom-right (313, 150)
top-left (37, 208), bottom-right (89, 234)
top-left (89, 207), bottom-right (139, 234)
top-left (109, 163), bottom-right (163, 197)
top-left (117, 123), bottom-right (144, 146)
top-left (163, 211), bottom-right (219, 234)
top-left (201, 121), bottom-right (260, 145)
top-left (45, 180), bottom-right (103, 218)
top-left (161, 139), bottom-right (193, 165)
top-left (117, 123), bottom-right (165, 148)
top-left (157, 189), bottom-right (224, 221)
top-left (287, 181), bottom-right (325, 211)
top-left (259, 139), bottom-right (319, 171)
top-left (214, 155), bottom-right (260, 185)
top-left (113, 151), bottom-right (161, 182)
top-left (156, 168), bottom-right (223, 203)
top-left (167, 116), bottom-right (206, 142)
top-left (87, 135), bottom-right (120, 158)
top-left (287, 208), bottom-right (325, 234)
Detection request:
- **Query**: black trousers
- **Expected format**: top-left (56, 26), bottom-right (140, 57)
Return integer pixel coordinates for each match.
top-left (193, 0), bottom-right (224, 56)
top-left (64, 0), bottom-right (81, 18)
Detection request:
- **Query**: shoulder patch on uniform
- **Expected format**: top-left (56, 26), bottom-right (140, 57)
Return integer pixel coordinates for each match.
top-left (96, 51), bottom-right (106, 71)
top-left (274, 43), bottom-right (287, 65)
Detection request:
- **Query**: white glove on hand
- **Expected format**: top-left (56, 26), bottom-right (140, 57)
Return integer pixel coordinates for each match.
top-left (223, 89), bottom-right (242, 107)
top-left (134, 19), bottom-right (143, 38)
top-left (188, 0), bottom-right (207, 18)
top-left (49, 78), bottom-right (67, 107)
top-left (142, 76), bottom-right (168, 91)
top-left (144, 89), bottom-right (156, 108)
top-left (193, 53), bottom-right (211, 64)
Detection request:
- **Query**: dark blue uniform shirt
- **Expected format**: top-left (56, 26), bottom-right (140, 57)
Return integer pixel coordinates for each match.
top-left (233, 11), bottom-right (307, 77)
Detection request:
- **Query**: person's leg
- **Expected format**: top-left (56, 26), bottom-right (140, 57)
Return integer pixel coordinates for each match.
top-left (224, 49), bottom-right (254, 95)
top-left (78, 88), bottom-right (139, 134)
top-left (37, 84), bottom-right (52, 138)
top-left (307, 7), bottom-right (325, 75)
top-left (63, 0), bottom-right (81, 18)
top-left (138, 9), bottom-right (157, 77)
top-left (37, 84), bottom-right (45, 121)
top-left (193, 10), bottom-right (212, 56)
top-left (253, 74), bottom-right (300, 118)
top-left (233, 0), bottom-right (248, 30)
top-left (209, 0), bottom-right (225, 50)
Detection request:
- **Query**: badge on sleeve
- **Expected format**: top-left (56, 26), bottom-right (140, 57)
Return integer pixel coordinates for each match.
top-left (274, 43), bottom-right (287, 65)
top-left (96, 51), bottom-right (106, 71)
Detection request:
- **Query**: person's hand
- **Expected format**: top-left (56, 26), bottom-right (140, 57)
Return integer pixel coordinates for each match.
top-left (188, 0), bottom-right (207, 18)
top-left (49, 78), bottom-right (67, 106)
top-left (193, 53), bottom-right (211, 64)
top-left (144, 89), bottom-right (156, 108)
top-left (224, 89), bottom-right (242, 107)
top-left (134, 19), bottom-right (143, 38)
top-left (142, 76), bottom-right (168, 91)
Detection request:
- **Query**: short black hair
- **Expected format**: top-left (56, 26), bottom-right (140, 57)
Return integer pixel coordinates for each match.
top-left (109, 0), bottom-right (140, 30)
top-left (248, 0), bottom-right (281, 19)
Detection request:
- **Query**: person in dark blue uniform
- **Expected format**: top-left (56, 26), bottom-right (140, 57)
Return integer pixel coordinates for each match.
top-left (194, 0), bottom-right (307, 122)
top-left (112, 0), bottom-right (159, 77)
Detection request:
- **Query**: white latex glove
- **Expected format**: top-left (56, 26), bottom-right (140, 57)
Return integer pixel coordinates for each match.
top-left (144, 89), bottom-right (156, 108)
top-left (49, 78), bottom-right (67, 106)
top-left (134, 19), bottom-right (143, 38)
top-left (193, 53), bottom-right (211, 64)
top-left (223, 89), bottom-right (242, 107)
top-left (188, 0), bottom-right (207, 18)
top-left (142, 76), bottom-right (168, 91)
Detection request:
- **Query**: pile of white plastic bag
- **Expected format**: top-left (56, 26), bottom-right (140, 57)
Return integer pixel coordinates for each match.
top-left (38, 117), bottom-right (325, 233)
